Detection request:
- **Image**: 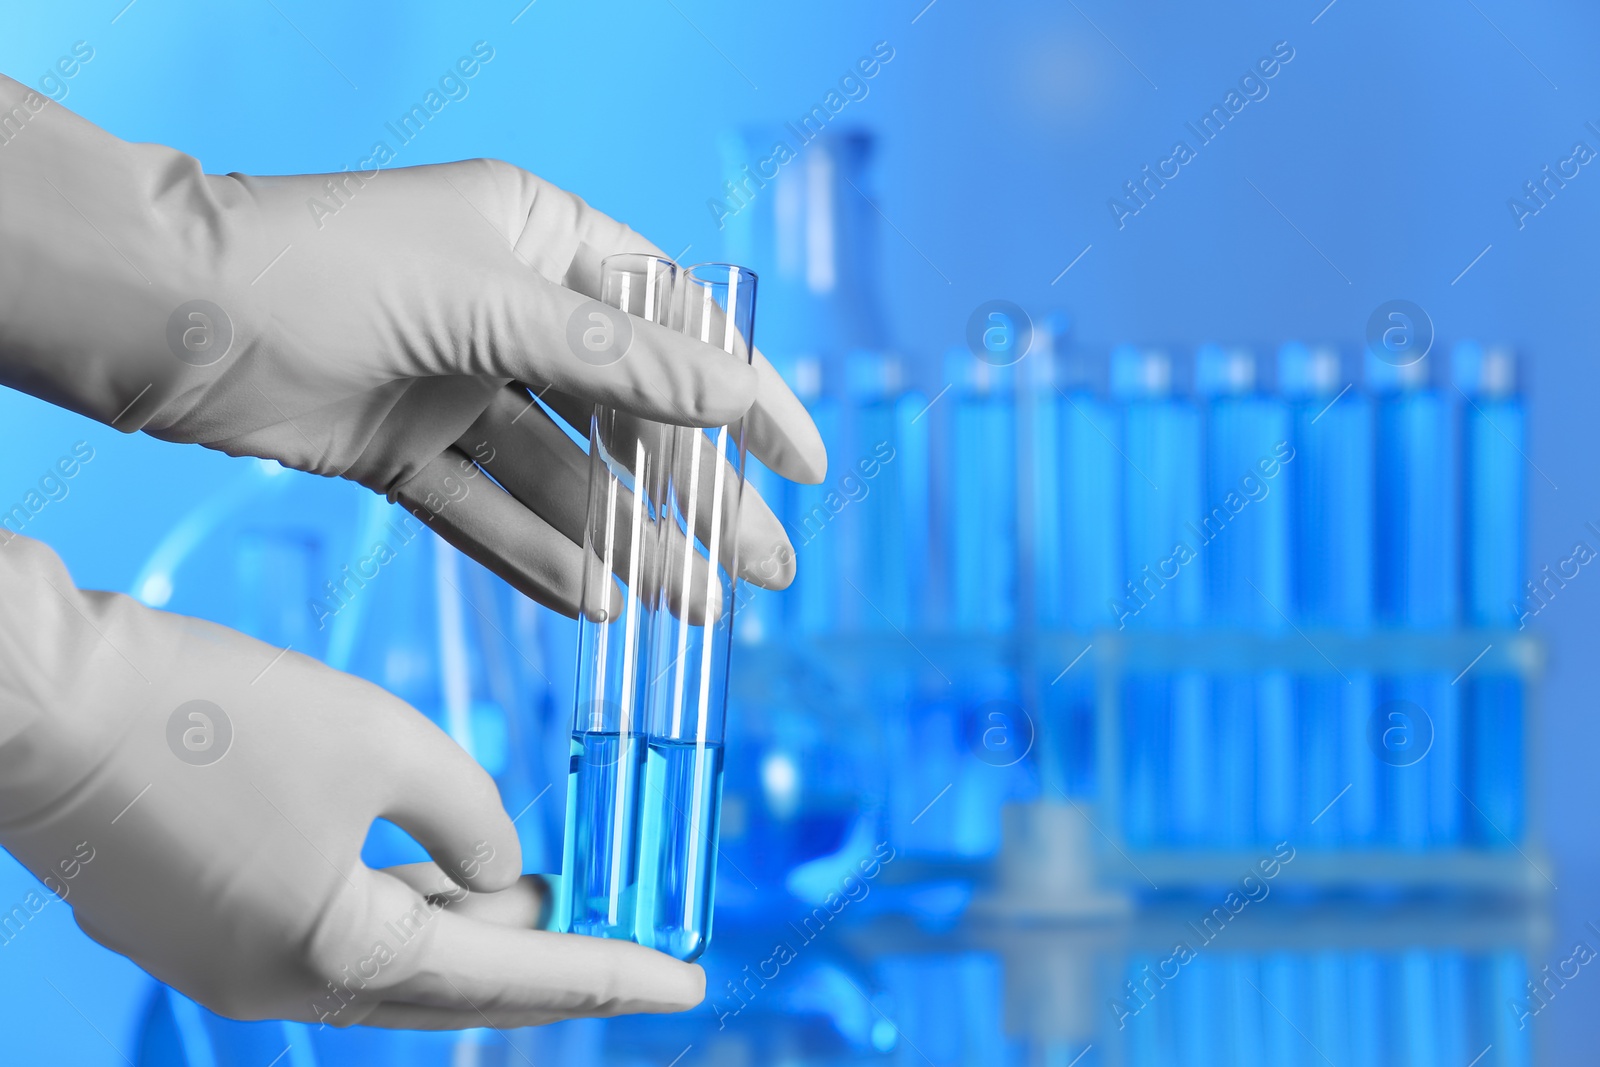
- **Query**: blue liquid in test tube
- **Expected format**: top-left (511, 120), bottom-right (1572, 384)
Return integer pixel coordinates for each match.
top-left (1347, 952), bottom-right (1386, 1065)
top-left (1112, 346), bottom-right (1204, 849)
top-left (1279, 350), bottom-right (1389, 1060)
top-left (1370, 350), bottom-right (1459, 848)
top-left (1490, 951), bottom-right (1534, 1066)
top-left (841, 351), bottom-right (920, 632)
top-left (1397, 949), bottom-right (1442, 1067)
top-left (1197, 345), bottom-right (1291, 848)
top-left (841, 351), bottom-right (925, 849)
top-left (845, 352), bottom-right (928, 631)
top-left (1060, 365), bottom-right (1122, 797)
top-left (1030, 315), bottom-right (1120, 796)
top-left (1021, 321), bottom-right (1068, 799)
top-left (1308, 950), bottom-right (1351, 1067)
top-left (1220, 955), bottom-right (1265, 1067)
top-left (1259, 954), bottom-right (1306, 1067)
top-left (558, 256), bottom-right (752, 961)
top-left (636, 736), bottom-right (725, 961)
top-left (1027, 323), bottom-right (1068, 637)
top-left (857, 358), bottom-right (953, 855)
top-left (1056, 342), bottom-right (1122, 637)
top-left (911, 347), bottom-right (1017, 860)
top-left (1434, 949), bottom-right (1470, 1066)
top-left (1455, 342), bottom-right (1526, 847)
top-left (946, 346), bottom-right (1019, 636)
top-left (561, 729), bottom-right (646, 939)
top-left (1280, 344), bottom-right (1376, 848)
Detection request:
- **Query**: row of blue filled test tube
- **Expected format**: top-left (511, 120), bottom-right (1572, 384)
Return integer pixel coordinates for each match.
top-left (749, 333), bottom-right (1523, 637)
top-left (740, 327), bottom-right (1529, 856)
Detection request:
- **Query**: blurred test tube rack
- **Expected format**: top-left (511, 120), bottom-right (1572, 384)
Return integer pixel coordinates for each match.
top-left (728, 326), bottom-right (1546, 908)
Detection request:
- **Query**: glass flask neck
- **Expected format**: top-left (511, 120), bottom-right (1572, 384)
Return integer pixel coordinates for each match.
top-left (719, 128), bottom-right (889, 370)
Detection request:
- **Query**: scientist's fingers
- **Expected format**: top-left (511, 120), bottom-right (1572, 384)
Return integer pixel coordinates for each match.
top-left (453, 387), bottom-right (593, 560)
top-left (467, 266), bottom-right (756, 430)
top-left (357, 1004), bottom-right (563, 1030)
top-left (744, 350), bottom-right (827, 483)
top-left (506, 171), bottom-right (824, 484)
top-left (367, 912), bottom-right (704, 1022)
top-left (380, 864), bottom-right (550, 929)
top-left (455, 388), bottom-right (719, 621)
top-left (467, 386), bottom-right (794, 590)
top-left (663, 422), bottom-right (793, 590)
top-left (568, 469), bottom-right (721, 627)
top-left (537, 390), bottom-right (793, 591)
top-left (620, 404), bottom-right (796, 591)
top-left (390, 448), bottom-right (621, 621)
top-left (656, 519), bottom-right (724, 627)
top-left (373, 721), bottom-right (523, 893)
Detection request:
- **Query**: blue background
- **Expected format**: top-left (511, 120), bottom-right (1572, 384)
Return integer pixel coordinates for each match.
top-left (2, 0), bottom-right (1598, 1060)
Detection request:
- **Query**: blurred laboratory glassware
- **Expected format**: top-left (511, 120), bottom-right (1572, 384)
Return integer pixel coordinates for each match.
top-left (786, 355), bottom-right (844, 638)
top-left (893, 348), bottom-right (1021, 862)
top-left (1455, 342), bottom-right (1526, 847)
top-left (1197, 344), bottom-right (1291, 847)
top-left (943, 345), bottom-right (1019, 636)
top-left (1113, 346), bottom-right (1205, 850)
top-left (1024, 314), bottom-right (1114, 799)
top-left (720, 128), bottom-right (906, 904)
top-left (719, 128), bottom-right (887, 375)
top-left (1369, 349), bottom-right (1459, 849)
top-left (1279, 343), bottom-right (1377, 850)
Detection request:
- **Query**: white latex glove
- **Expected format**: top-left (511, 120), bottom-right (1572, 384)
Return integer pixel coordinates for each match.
top-left (0, 535), bottom-right (700, 1029)
top-left (0, 74), bottom-right (825, 616)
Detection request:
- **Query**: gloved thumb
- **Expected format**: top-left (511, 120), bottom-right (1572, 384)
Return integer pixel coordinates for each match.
top-left (372, 702), bottom-right (523, 893)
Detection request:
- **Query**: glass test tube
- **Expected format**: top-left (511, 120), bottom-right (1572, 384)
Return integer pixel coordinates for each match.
top-left (1053, 324), bottom-right (1120, 799)
top-left (946, 347), bottom-right (1019, 635)
top-left (1279, 343), bottom-right (1377, 849)
top-left (1112, 346), bottom-right (1204, 849)
top-left (938, 346), bottom-right (1017, 859)
top-left (1370, 349), bottom-right (1459, 848)
top-left (1197, 345), bottom-right (1291, 847)
top-left (556, 253), bottom-right (678, 941)
top-left (633, 263), bottom-right (755, 962)
top-left (1455, 343), bottom-right (1525, 845)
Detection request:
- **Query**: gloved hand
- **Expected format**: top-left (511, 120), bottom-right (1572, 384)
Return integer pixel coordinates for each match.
top-left (0, 73), bottom-right (825, 615)
top-left (0, 535), bottom-right (700, 1029)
